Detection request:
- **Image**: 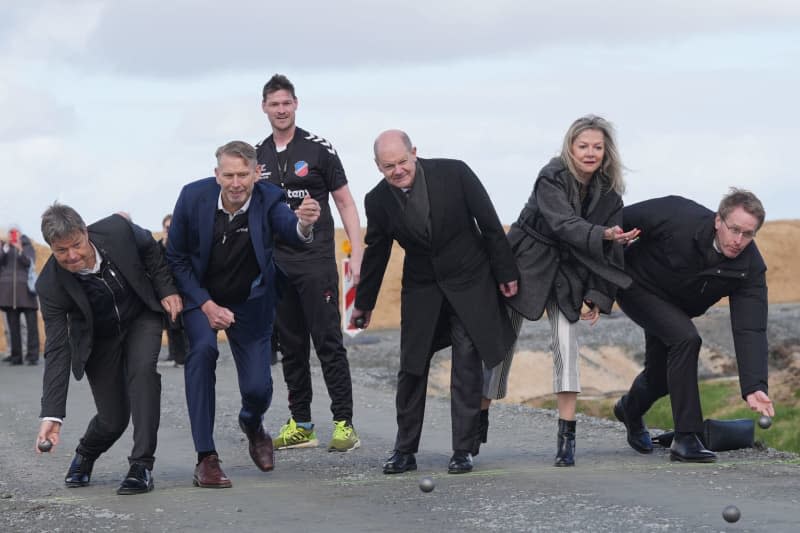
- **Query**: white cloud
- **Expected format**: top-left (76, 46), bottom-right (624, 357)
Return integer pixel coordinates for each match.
top-left (3, 1), bottom-right (799, 77)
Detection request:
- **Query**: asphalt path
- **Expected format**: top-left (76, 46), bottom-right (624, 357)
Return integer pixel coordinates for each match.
top-left (0, 329), bottom-right (798, 532)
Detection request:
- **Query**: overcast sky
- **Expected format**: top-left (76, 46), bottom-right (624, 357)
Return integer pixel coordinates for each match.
top-left (1, 1), bottom-right (798, 241)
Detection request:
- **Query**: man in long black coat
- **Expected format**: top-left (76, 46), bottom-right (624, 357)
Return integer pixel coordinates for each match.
top-left (352, 129), bottom-right (519, 474)
top-left (614, 190), bottom-right (774, 463)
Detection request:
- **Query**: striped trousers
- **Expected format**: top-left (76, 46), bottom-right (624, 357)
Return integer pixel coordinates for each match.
top-left (483, 298), bottom-right (581, 399)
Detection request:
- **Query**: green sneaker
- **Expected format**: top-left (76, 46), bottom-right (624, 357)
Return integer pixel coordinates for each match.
top-left (328, 420), bottom-right (361, 452)
top-left (273, 418), bottom-right (319, 449)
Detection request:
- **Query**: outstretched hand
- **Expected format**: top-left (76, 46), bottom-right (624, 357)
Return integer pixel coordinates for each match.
top-left (604, 225), bottom-right (641, 245)
top-left (745, 390), bottom-right (775, 417)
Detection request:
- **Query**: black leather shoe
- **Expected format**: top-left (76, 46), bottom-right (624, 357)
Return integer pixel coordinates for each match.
top-left (383, 451), bottom-right (417, 474)
top-left (26, 359), bottom-right (39, 366)
top-left (65, 453), bottom-right (95, 487)
top-left (670, 432), bottom-right (717, 463)
top-left (447, 451), bottom-right (473, 474)
top-left (614, 397), bottom-right (653, 454)
top-left (117, 463), bottom-right (154, 495)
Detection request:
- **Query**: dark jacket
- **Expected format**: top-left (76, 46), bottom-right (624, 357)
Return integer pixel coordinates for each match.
top-left (622, 196), bottom-right (768, 398)
top-left (0, 234), bottom-right (38, 310)
top-left (506, 157), bottom-right (631, 322)
top-left (356, 158), bottom-right (520, 376)
top-left (36, 214), bottom-right (178, 418)
top-left (166, 177), bottom-right (303, 311)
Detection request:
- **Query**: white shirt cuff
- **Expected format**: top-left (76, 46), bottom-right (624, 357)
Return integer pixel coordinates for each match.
top-left (296, 222), bottom-right (314, 243)
top-left (42, 417), bottom-right (63, 425)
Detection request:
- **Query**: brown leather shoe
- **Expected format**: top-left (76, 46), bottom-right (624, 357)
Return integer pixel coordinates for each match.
top-left (241, 422), bottom-right (274, 472)
top-left (193, 454), bottom-right (232, 488)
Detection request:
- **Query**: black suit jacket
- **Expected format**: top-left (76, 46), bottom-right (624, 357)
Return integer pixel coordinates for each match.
top-left (356, 158), bottom-right (519, 376)
top-left (36, 214), bottom-right (177, 418)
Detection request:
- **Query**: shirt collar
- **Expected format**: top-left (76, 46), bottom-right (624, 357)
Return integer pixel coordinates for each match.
top-left (76, 242), bottom-right (103, 275)
top-left (217, 193), bottom-right (252, 221)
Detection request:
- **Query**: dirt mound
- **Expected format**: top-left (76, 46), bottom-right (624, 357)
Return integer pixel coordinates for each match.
top-left (333, 220), bottom-right (800, 329)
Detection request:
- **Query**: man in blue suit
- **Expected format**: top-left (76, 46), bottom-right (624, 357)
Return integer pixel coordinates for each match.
top-left (167, 140), bottom-right (320, 488)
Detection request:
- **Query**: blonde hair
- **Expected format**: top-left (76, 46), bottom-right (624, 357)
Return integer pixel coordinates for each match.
top-left (561, 115), bottom-right (625, 195)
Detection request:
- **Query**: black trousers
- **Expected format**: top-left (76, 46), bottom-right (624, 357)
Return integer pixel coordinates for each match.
top-left (617, 282), bottom-right (704, 433)
top-left (275, 259), bottom-right (353, 424)
top-left (394, 307), bottom-right (483, 454)
top-left (3, 308), bottom-right (39, 363)
top-left (77, 310), bottom-right (162, 469)
top-left (165, 322), bottom-right (188, 364)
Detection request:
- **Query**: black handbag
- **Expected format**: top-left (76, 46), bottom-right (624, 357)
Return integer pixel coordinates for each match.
top-left (651, 418), bottom-right (755, 451)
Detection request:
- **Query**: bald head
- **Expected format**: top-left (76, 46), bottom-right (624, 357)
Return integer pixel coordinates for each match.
top-left (373, 129), bottom-right (413, 158)
top-left (373, 129), bottom-right (417, 190)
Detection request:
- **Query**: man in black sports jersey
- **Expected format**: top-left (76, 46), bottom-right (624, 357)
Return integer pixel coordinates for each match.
top-left (256, 74), bottom-right (363, 452)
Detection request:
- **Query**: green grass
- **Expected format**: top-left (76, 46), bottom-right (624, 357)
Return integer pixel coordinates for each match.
top-left (527, 379), bottom-right (800, 453)
top-left (632, 380), bottom-right (799, 453)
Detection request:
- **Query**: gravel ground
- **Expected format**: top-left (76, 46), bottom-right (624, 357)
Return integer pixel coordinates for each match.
top-left (0, 304), bottom-right (798, 532)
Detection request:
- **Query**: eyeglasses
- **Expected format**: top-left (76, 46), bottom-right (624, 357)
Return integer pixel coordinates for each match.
top-left (720, 217), bottom-right (756, 240)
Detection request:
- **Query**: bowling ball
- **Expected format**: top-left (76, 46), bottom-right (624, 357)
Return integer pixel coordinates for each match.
top-left (419, 477), bottom-right (435, 493)
top-left (38, 439), bottom-right (53, 453)
top-left (722, 505), bottom-right (741, 523)
top-left (758, 415), bottom-right (772, 429)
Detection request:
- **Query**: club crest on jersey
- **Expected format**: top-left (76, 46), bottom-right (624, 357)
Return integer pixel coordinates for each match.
top-left (294, 161), bottom-right (309, 177)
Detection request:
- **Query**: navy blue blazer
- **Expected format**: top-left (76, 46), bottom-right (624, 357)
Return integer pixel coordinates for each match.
top-left (166, 177), bottom-right (303, 311)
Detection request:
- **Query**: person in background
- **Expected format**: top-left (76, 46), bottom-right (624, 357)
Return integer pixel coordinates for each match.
top-left (256, 74), bottom-right (362, 453)
top-left (0, 226), bottom-right (40, 366)
top-left (159, 214), bottom-right (187, 368)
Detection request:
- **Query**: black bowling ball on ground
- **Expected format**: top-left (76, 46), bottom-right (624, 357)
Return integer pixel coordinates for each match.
top-left (722, 505), bottom-right (741, 523)
top-left (419, 477), bottom-right (435, 493)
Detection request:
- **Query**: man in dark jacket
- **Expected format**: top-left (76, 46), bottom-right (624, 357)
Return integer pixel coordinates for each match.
top-left (613, 189), bottom-right (774, 463)
top-left (34, 204), bottom-right (182, 495)
top-left (352, 130), bottom-right (519, 475)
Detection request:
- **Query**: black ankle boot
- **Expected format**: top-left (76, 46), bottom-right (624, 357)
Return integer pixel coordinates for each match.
top-left (554, 419), bottom-right (576, 467)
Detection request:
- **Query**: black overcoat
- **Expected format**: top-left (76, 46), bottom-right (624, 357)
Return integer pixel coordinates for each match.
top-left (355, 158), bottom-right (520, 376)
top-left (622, 195), bottom-right (768, 398)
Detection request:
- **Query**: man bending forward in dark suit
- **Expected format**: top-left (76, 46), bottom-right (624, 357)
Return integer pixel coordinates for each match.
top-left (167, 140), bottom-right (319, 488)
top-left (352, 130), bottom-right (519, 475)
top-left (35, 205), bottom-right (182, 495)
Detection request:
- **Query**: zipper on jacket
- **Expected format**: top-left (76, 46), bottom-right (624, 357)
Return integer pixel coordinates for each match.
top-left (99, 271), bottom-right (122, 335)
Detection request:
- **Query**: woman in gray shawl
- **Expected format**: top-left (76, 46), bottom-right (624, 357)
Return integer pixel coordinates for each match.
top-left (482, 116), bottom-right (639, 466)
